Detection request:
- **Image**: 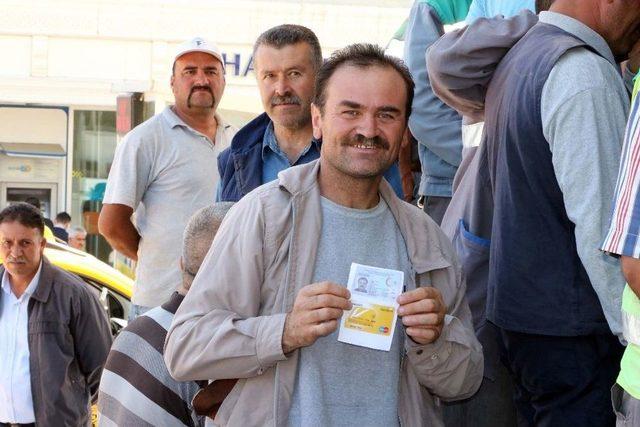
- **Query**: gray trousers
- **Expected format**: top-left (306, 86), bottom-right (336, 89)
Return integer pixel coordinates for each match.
top-left (419, 195), bottom-right (451, 226)
top-left (613, 383), bottom-right (640, 426)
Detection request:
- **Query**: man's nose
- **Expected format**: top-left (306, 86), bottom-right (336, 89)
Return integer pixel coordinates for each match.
top-left (193, 69), bottom-right (210, 85)
top-left (357, 114), bottom-right (379, 139)
top-left (274, 76), bottom-right (290, 96)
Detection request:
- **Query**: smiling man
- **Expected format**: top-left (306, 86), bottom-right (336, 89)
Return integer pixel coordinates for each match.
top-left (217, 25), bottom-right (404, 202)
top-left (0, 203), bottom-right (112, 426)
top-left (99, 37), bottom-right (237, 319)
top-left (165, 44), bottom-right (482, 427)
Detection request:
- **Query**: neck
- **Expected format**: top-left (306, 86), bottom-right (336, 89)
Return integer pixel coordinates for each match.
top-left (172, 106), bottom-right (219, 141)
top-left (549, 2), bottom-right (599, 32)
top-left (8, 270), bottom-right (37, 299)
top-left (318, 160), bottom-right (382, 209)
top-left (273, 123), bottom-right (313, 163)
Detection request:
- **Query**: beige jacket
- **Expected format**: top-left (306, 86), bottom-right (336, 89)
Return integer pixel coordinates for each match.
top-left (165, 160), bottom-right (483, 427)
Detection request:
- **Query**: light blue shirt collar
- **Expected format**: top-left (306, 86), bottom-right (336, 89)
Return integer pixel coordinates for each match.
top-left (261, 121), bottom-right (320, 163)
top-left (539, 11), bottom-right (616, 67)
top-left (2, 261), bottom-right (43, 301)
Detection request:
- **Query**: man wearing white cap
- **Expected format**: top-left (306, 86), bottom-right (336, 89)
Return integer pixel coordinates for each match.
top-left (99, 37), bottom-right (237, 319)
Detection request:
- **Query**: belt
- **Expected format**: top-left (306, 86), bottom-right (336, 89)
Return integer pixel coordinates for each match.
top-left (0, 423), bottom-right (35, 427)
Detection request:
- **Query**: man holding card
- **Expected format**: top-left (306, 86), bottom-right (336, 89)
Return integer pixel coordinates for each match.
top-left (165, 43), bottom-right (483, 426)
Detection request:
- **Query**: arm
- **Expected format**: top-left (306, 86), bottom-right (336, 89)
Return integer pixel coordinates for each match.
top-left (543, 53), bottom-right (629, 337)
top-left (72, 284), bottom-right (113, 402)
top-left (427, 10), bottom-right (538, 121)
top-left (403, 2), bottom-right (462, 168)
top-left (165, 199), bottom-right (287, 381)
top-left (622, 257), bottom-right (640, 299)
top-left (98, 204), bottom-right (140, 260)
top-left (100, 131), bottom-right (153, 260)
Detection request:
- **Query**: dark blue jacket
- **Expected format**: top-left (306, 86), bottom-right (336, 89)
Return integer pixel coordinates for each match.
top-left (483, 23), bottom-right (609, 336)
top-left (218, 113), bottom-right (405, 202)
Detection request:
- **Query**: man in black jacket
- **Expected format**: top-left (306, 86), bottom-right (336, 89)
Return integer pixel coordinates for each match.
top-left (0, 203), bottom-right (112, 426)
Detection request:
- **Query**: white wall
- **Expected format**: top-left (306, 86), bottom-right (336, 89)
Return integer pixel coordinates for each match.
top-left (0, 0), bottom-right (412, 113)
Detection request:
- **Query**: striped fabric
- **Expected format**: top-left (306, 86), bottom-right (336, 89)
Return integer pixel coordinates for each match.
top-left (602, 94), bottom-right (640, 256)
top-left (97, 292), bottom-right (203, 427)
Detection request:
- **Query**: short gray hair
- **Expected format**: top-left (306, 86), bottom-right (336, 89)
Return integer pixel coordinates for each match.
top-left (68, 226), bottom-right (87, 238)
top-left (181, 202), bottom-right (234, 291)
top-left (253, 24), bottom-right (323, 70)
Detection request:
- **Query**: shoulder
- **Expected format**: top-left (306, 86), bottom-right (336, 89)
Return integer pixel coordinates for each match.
top-left (118, 113), bottom-right (168, 151)
top-left (46, 262), bottom-right (99, 303)
top-left (547, 48), bottom-right (623, 99)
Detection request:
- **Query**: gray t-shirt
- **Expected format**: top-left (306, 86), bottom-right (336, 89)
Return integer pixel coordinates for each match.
top-left (103, 107), bottom-right (236, 307)
top-left (288, 196), bottom-right (412, 427)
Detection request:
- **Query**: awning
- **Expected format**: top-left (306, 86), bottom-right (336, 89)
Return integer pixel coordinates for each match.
top-left (0, 142), bottom-right (66, 158)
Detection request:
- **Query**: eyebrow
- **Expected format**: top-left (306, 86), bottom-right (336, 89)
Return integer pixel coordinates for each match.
top-left (338, 100), bottom-right (402, 114)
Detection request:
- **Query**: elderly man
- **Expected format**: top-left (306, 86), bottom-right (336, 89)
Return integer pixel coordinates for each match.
top-left (68, 225), bottom-right (87, 251)
top-left (0, 203), bottom-right (112, 426)
top-left (217, 24), bottom-right (403, 202)
top-left (166, 44), bottom-right (482, 427)
top-left (97, 202), bottom-right (233, 426)
top-left (99, 37), bottom-right (237, 319)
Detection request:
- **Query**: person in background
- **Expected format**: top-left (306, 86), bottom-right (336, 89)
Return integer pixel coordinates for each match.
top-left (402, 0), bottom-right (471, 224)
top-left (97, 202), bottom-right (233, 427)
top-left (68, 226), bottom-right (87, 251)
top-left (99, 36), bottom-right (237, 320)
top-left (465, 0), bottom-right (534, 23)
top-left (0, 203), bottom-right (112, 426)
top-left (52, 211), bottom-right (71, 242)
top-left (602, 44), bottom-right (640, 427)
top-left (217, 24), bottom-right (404, 203)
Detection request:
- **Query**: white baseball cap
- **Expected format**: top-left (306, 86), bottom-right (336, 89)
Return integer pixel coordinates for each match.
top-left (174, 37), bottom-right (225, 71)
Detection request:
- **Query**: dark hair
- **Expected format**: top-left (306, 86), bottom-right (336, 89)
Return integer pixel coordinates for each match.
top-left (535, 0), bottom-right (554, 13)
top-left (0, 203), bottom-right (45, 236)
top-left (55, 211), bottom-right (71, 223)
top-left (253, 24), bottom-right (323, 70)
top-left (24, 196), bottom-right (41, 210)
top-left (313, 43), bottom-right (415, 122)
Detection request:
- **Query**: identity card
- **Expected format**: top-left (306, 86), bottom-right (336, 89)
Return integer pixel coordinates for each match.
top-left (338, 263), bottom-right (404, 351)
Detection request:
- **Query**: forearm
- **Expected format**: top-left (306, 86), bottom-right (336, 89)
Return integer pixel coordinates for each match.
top-left (165, 311), bottom-right (287, 381)
top-left (622, 256), bottom-right (640, 299)
top-left (98, 207), bottom-right (140, 260)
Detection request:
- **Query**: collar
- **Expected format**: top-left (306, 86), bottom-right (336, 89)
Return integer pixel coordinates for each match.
top-left (261, 120), bottom-right (321, 162)
top-left (160, 291), bottom-right (184, 315)
top-left (539, 11), bottom-right (616, 66)
top-left (162, 106), bottom-right (230, 135)
top-left (277, 159), bottom-right (451, 274)
top-left (1, 260), bottom-right (43, 300)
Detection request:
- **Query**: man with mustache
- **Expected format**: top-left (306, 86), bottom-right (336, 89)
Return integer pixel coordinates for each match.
top-left (166, 44), bottom-right (482, 427)
top-left (0, 203), bottom-right (112, 426)
top-left (99, 37), bottom-right (237, 319)
top-left (217, 25), bottom-right (404, 202)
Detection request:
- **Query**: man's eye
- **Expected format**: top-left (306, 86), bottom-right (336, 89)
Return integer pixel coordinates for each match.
top-left (289, 71), bottom-right (301, 77)
top-left (343, 110), bottom-right (359, 117)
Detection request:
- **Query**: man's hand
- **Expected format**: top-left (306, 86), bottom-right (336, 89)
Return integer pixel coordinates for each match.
top-left (282, 282), bottom-right (352, 353)
top-left (622, 256), bottom-right (640, 299)
top-left (398, 287), bottom-right (446, 345)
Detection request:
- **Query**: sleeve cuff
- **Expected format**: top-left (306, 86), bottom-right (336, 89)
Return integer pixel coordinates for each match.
top-left (255, 313), bottom-right (288, 372)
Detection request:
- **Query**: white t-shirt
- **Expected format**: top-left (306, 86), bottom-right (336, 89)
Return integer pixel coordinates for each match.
top-left (103, 107), bottom-right (237, 306)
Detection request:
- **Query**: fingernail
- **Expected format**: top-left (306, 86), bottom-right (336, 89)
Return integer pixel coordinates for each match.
top-left (398, 307), bottom-right (404, 315)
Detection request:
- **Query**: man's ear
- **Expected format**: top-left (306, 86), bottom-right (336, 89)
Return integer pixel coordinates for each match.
top-left (311, 103), bottom-right (323, 140)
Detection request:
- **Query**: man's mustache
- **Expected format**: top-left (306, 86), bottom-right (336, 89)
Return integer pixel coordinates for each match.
top-left (271, 95), bottom-right (301, 107)
top-left (342, 134), bottom-right (390, 150)
top-left (187, 85), bottom-right (215, 108)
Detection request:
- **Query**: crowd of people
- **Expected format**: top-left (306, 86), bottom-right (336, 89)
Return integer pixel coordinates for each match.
top-left (2, 0), bottom-right (640, 426)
